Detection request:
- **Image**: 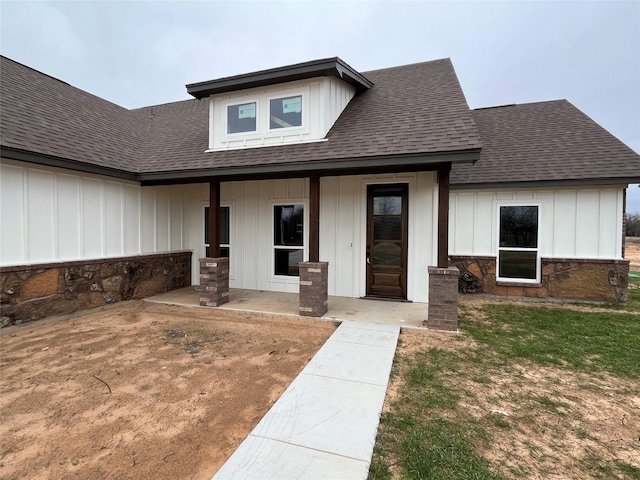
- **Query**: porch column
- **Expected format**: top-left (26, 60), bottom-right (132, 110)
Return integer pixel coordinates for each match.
top-left (200, 180), bottom-right (229, 307)
top-left (299, 176), bottom-right (328, 317)
top-left (208, 180), bottom-right (221, 258)
top-left (309, 176), bottom-right (320, 262)
top-left (428, 164), bottom-right (459, 331)
top-left (437, 166), bottom-right (450, 268)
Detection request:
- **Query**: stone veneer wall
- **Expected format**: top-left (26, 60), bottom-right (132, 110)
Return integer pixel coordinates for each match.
top-left (0, 251), bottom-right (192, 326)
top-left (450, 256), bottom-right (629, 303)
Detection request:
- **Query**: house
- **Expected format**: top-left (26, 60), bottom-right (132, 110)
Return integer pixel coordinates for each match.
top-left (1, 56), bottom-right (639, 329)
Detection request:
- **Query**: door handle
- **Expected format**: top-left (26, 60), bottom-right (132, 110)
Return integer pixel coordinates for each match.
top-left (367, 257), bottom-right (371, 265)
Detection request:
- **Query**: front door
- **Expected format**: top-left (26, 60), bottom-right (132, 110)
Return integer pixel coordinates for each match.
top-left (366, 184), bottom-right (408, 299)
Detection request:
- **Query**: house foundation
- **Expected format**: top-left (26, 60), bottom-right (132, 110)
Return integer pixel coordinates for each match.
top-left (428, 266), bottom-right (459, 331)
top-left (0, 251), bottom-right (192, 327)
top-left (451, 256), bottom-right (629, 303)
top-left (299, 262), bottom-right (328, 317)
top-left (199, 257), bottom-right (230, 307)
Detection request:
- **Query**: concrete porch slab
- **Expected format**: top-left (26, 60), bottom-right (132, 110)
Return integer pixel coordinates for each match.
top-left (145, 286), bottom-right (428, 328)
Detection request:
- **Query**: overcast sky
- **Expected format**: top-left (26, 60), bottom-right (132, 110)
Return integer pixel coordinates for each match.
top-left (1, 0), bottom-right (639, 211)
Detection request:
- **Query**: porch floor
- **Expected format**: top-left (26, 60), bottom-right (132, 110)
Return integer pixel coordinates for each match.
top-left (145, 286), bottom-right (428, 329)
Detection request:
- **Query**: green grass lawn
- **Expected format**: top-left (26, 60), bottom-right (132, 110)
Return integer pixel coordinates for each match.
top-left (369, 273), bottom-right (640, 480)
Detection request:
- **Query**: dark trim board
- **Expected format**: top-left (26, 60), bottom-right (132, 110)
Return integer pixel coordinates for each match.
top-left (1, 147), bottom-right (138, 181)
top-left (138, 151), bottom-right (481, 185)
top-left (3, 146), bottom-right (637, 190)
top-left (186, 57), bottom-right (374, 98)
top-left (450, 178), bottom-right (637, 190)
top-left (2, 146), bottom-right (479, 185)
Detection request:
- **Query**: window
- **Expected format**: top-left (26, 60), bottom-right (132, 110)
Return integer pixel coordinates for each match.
top-left (497, 205), bottom-right (539, 282)
top-left (227, 102), bottom-right (256, 134)
top-left (269, 95), bottom-right (302, 129)
top-left (273, 204), bottom-right (304, 276)
top-left (204, 206), bottom-right (230, 258)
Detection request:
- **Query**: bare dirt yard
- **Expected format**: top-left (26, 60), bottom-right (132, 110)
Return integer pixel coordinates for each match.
top-left (626, 236), bottom-right (640, 270)
top-left (0, 302), bottom-right (336, 480)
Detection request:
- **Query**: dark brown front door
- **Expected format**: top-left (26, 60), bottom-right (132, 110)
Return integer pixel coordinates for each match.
top-left (366, 184), bottom-right (408, 299)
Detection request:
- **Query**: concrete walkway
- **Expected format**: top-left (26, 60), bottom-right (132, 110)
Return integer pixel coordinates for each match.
top-left (213, 321), bottom-right (400, 480)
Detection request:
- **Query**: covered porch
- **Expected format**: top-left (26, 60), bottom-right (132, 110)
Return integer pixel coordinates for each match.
top-left (145, 286), bottom-right (430, 329)
top-left (192, 165), bottom-right (461, 331)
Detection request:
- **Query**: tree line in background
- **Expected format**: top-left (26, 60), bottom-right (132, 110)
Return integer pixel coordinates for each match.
top-left (626, 213), bottom-right (640, 237)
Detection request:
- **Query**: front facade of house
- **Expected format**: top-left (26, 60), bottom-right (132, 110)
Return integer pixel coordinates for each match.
top-left (1, 55), bottom-right (638, 327)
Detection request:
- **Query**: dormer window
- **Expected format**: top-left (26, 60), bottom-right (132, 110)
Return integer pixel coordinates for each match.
top-left (270, 95), bottom-right (302, 130)
top-left (227, 102), bottom-right (257, 134)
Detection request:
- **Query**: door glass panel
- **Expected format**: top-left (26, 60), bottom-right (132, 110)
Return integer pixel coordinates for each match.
top-left (373, 196), bottom-right (401, 215)
top-left (374, 216), bottom-right (402, 240)
top-left (373, 241), bottom-right (401, 266)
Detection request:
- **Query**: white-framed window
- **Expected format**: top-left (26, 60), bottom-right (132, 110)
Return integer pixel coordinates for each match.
top-left (268, 94), bottom-right (303, 130)
top-left (273, 203), bottom-right (305, 277)
top-left (226, 101), bottom-right (258, 135)
top-left (497, 205), bottom-right (540, 283)
top-left (204, 205), bottom-right (231, 259)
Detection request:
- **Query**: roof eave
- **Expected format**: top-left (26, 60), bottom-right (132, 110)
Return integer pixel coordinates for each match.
top-left (138, 149), bottom-right (481, 185)
top-left (1, 146), bottom-right (139, 182)
top-left (451, 177), bottom-right (639, 190)
top-left (186, 57), bottom-right (373, 99)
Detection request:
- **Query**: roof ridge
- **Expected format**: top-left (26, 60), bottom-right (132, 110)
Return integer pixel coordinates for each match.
top-left (474, 99), bottom-right (569, 111)
top-left (363, 57), bottom-right (451, 75)
top-left (132, 98), bottom-right (201, 112)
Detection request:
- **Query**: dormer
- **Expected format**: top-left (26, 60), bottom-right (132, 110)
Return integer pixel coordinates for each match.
top-left (186, 58), bottom-right (373, 151)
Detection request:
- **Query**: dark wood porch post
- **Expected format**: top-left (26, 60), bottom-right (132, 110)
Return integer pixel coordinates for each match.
top-left (309, 176), bottom-right (320, 262)
top-left (300, 176), bottom-right (327, 317)
top-left (208, 180), bottom-right (221, 258)
top-left (437, 165), bottom-right (451, 268)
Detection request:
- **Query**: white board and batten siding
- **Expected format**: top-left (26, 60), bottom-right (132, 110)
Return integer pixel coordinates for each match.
top-left (208, 77), bottom-right (356, 151)
top-left (193, 173), bottom-right (438, 302)
top-left (0, 159), bottom-right (200, 270)
top-left (449, 187), bottom-right (625, 259)
top-left (1, 162), bottom-right (440, 302)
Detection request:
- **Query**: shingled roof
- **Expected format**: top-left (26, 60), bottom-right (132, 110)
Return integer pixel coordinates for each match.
top-left (2, 55), bottom-right (639, 187)
top-left (451, 101), bottom-right (640, 188)
top-left (135, 58), bottom-right (483, 182)
top-left (0, 56), bottom-right (146, 178)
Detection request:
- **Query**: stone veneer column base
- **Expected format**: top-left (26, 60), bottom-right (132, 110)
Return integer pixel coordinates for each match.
top-left (199, 258), bottom-right (229, 307)
top-left (428, 266), bottom-right (460, 332)
top-left (299, 262), bottom-right (328, 317)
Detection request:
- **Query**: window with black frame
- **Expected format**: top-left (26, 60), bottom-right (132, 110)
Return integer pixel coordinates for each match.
top-left (204, 206), bottom-right (230, 259)
top-left (498, 205), bottom-right (539, 281)
top-left (273, 204), bottom-right (304, 276)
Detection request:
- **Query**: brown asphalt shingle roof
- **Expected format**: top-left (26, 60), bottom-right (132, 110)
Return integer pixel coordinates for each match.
top-left (451, 101), bottom-right (640, 187)
top-left (0, 56), bottom-right (147, 172)
top-left (135, 58), bottom-right (482, 173)
top-left (2, 56), bottom-right (639, 185)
